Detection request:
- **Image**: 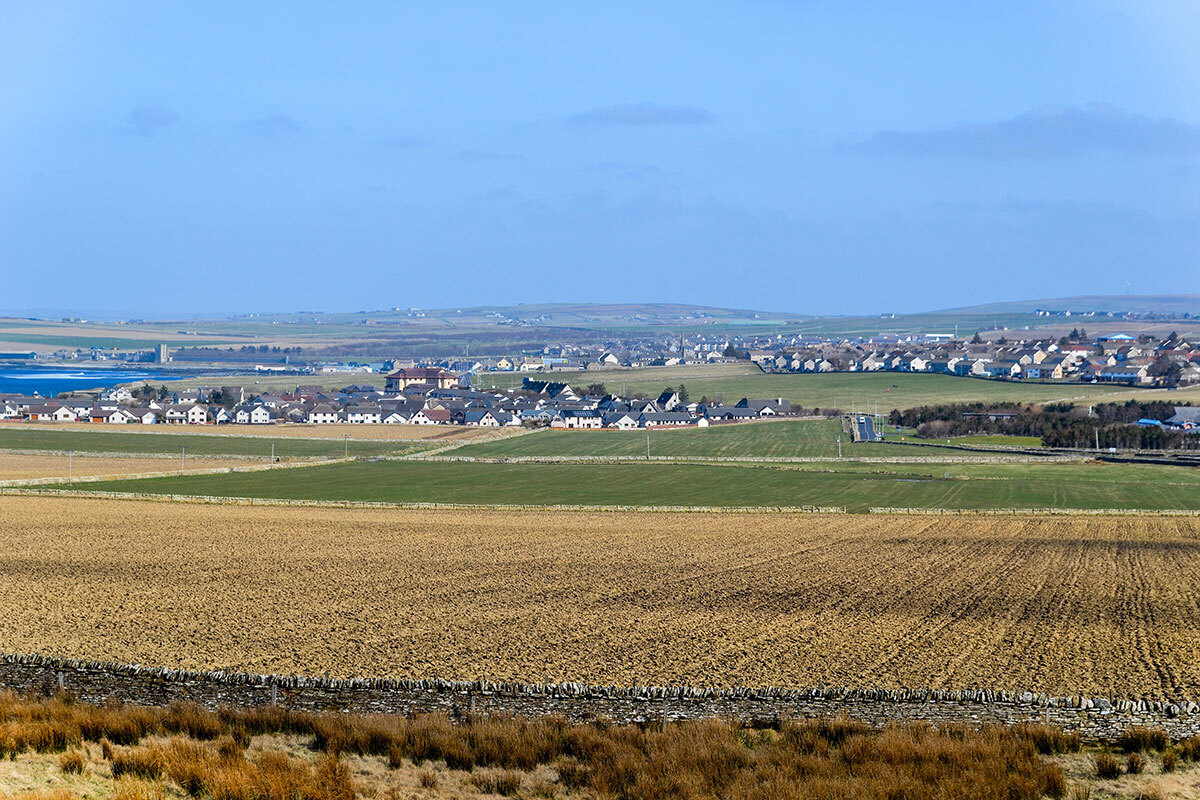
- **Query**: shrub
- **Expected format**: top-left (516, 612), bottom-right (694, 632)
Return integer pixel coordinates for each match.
top-left (1119, 727), bottom-right (1168, 753)
top-left (1094, 752), bottom-right (1121, 779)
top-left (1161, 747), bottom-right (1177, 772)
top-left (1127, 751), bottom-right (1146, 774)
top-left (59, 749), bottom-right (86, 774)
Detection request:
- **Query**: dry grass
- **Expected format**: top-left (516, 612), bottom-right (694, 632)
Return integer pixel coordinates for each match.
top-left (0, 694), bottom-right (1088, 800)
top-left (0, 453), bottom-right (237, 482)
top-left (5, 495), bottom-right (1200, 697)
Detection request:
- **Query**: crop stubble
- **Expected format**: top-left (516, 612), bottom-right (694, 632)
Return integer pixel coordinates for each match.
top-left (2, 496), bottom-right (1199, 699)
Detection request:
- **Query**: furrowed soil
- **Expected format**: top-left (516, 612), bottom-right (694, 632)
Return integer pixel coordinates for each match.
top-left (4, 495), bottom-right (1200, 699)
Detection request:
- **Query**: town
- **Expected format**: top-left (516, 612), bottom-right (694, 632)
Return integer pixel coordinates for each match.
top-left (0, 366), bottom-right (799, 430)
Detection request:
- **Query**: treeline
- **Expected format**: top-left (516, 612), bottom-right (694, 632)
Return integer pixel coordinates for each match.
top-left (888, 400), bottom-right (1197, 451)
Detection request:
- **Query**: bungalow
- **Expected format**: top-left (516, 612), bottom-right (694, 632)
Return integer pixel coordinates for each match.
top-left (640, 411), bottom-right (693, 427)
top-left (28, 404), bottom-right (77, 422)
top-left (381, 410), bottom-right (410, 424)
top-left (129, 408), bottom-right (160, 425)
top-left (602, 411), bottom-right (641, 430)
top-left (89, 407), bottom-right (136, 424)
top-left (209, 406), bottom-right (232, 424)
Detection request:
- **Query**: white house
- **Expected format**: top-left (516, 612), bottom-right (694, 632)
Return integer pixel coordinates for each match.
top-left (345, 406), bottom-right (382, 424)
top-left (100, 386), bottom-right (134, 403)
top-left (306, 404), bottom-right (340, 424)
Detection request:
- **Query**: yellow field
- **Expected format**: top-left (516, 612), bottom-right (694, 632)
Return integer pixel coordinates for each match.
top-left (3, 496), bottom-right (1199, 699)
top-left (0, 453), bottom-right (237, 481)
top-left (17, 421), bottom-right (506, 442)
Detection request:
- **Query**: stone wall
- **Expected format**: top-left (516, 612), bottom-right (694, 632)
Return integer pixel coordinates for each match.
top-left (3, 653), bottom-right (1200, 741)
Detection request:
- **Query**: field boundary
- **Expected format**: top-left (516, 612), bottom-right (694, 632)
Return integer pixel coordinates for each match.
top-left (869, 506), bottom-right (1200, 516)
top-left (3, 652), bottom-right (1199, 739)
top-left (0, 487), bottom-right (846, 514)
top-left (411, 453), bottom-right (1082, 465)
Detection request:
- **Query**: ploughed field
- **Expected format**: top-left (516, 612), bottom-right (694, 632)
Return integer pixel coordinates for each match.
top-left (69, 458), bottom-right (1200, 512)
top-left (5, 495), bottom-right (1200, 699)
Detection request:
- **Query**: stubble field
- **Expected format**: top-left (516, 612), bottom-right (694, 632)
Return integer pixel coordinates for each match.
top-left (0, 452), bottom-right (239, 481)
top-left (4, 495), bottom-right (1200, 699)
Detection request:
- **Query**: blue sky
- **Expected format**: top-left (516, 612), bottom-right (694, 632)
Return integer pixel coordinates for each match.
top-left (2, 1), bottom-right (1198, 316)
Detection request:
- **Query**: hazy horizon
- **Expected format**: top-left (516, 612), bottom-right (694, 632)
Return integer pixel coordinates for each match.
top-left (4, 2), bottom-right (1198, 315)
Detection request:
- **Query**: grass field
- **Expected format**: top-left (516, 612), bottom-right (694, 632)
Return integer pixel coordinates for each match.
top-left (65, 458), bottom-right (1200, 512)
top-left (6, 495), bottom-right (1200, 699)
top-left (450, 419), bottom-right (1017, 459)
top-left (0, 427), bottom-right (419, 459)
top-left (488, 363), bottom-right (1200, 412)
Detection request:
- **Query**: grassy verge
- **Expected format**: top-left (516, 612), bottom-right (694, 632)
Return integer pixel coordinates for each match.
top-left (54, 458), bottom-right (1200, 512)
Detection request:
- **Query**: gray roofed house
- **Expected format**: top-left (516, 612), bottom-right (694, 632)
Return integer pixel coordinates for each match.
top-left (1166, 407), bottom-right (1200, 428)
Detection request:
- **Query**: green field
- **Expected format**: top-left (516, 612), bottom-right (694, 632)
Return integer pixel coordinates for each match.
top-left (451, 419), bottom-right (995, 459)
top-left (484, 364), bottom-right (1198, 413)
top-left (0, 428), bottom-right (415, 459)
top-left (59, 458), bottom-right (1200, 512)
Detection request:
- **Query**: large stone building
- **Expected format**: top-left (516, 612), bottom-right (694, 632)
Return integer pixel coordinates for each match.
top-left (385, 367), bottom-right (458, 392)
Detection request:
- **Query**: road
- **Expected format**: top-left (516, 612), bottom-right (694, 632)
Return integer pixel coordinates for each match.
top-left (854, 415), bottom-right (881, 442)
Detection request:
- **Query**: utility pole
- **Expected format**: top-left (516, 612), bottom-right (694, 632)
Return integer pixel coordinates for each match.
top-left (1095, 428), bottom-right (1100, 451)
top-left (271, 442), bottom-right (275, 462)
top-left (67, 450), bottom-right (72, 482)
top-left (646, 431), bottom-right (651, 460)
top-left (180, 446), bottom-right (185, 471)
top-left (343, 433), bottom-right (349, 459)
top-left (837, 436), bottom-right (842, 459)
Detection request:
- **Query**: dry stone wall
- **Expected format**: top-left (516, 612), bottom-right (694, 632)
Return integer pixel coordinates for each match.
top-left (4, 653), bottom-right (1200, 741)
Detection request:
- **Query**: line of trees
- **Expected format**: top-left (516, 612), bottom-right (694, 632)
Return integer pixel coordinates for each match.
top-left (888, 400), bottom-right (1197, 450)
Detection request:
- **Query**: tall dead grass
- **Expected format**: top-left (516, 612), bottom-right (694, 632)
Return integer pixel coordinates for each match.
top-left (0, 692), bottom-right (1084, 800)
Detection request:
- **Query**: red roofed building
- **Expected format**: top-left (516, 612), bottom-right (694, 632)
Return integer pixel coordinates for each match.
top-left (385, 367), bottom-right (458, 392)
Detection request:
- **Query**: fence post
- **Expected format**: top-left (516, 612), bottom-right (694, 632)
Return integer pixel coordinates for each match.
top-left (271, 683), bottom-right (278, 706)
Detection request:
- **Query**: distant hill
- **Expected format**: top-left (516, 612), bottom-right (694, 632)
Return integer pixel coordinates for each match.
top-left (938, 295), bottom-right (1200, 316)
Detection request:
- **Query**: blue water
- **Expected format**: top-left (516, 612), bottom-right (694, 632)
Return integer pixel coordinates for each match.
top-left (0, 365), bottom-right (190, 397)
